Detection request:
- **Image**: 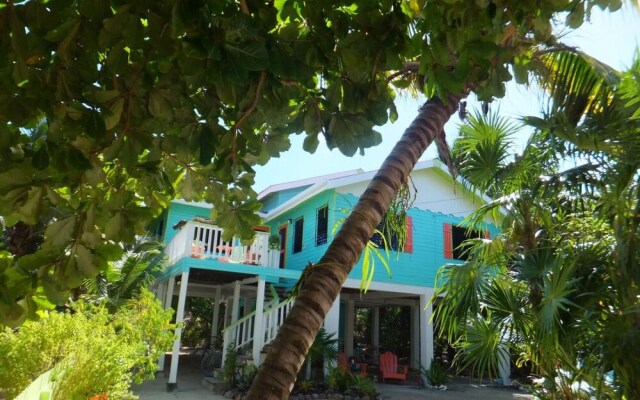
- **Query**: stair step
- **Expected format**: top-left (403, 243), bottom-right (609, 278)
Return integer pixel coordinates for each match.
top-left (201, 376), bottom-right (226, 393)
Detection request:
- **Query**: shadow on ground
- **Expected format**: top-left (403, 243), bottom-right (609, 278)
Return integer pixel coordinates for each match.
top-left (133, 353), bottom-right (532, 400)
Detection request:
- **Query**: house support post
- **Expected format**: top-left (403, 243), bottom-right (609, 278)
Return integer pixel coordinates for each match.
top-left (158, 276), bottom-right (175, 372)
top-left (499, 345), bottom-right (511, 386)
top-left (324, 294), bottom-right (341, 375)
top-left (252, 276), bottom-right (266, 365)
top-left (167, 270), bottom-right (189, 391)
top-left (411, 304), bottom-right (420, 369)
top-left (419, 292), bottom-right (433, 372)
top-left (222, 281), bottom-right (242, 365)
top-left (345, 300), bottom-right (355, 358)
top-left (371, 307), bottom-right (380, 360)
top-left (210, 286), bottom-right (221, 347)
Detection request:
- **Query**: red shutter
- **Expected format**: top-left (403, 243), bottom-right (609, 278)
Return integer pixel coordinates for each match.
top-left (484, 230), bottom-right (491, 239)
top-left (404, 216), bottom-right (414, 253)
top-left (443, 223), bottom-right (453, 259)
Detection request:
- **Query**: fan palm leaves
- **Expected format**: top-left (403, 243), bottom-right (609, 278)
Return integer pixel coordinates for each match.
top-left (434, 49), bottom-right (640, 398)
top-left (83, 236), bottom-right (166, 310)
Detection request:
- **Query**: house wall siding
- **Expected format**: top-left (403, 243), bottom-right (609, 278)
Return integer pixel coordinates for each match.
top-left (260, 186), bottom-right (312, 212)
top-left (163, 202), bottom-right (212, 243)
top-left (334, 193), bottom-right (496, 288)
top-left (266, 190), bottom-right (336, 271)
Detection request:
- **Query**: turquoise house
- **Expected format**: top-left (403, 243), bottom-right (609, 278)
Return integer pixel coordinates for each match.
top-left (155, 159), bottom-right (498, 387)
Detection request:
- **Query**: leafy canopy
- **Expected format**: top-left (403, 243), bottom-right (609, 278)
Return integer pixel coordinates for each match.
top-left (0, 0), bottom-right (623, 325)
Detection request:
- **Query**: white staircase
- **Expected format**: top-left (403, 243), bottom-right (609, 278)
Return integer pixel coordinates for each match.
top-left (221, 296), bottom-right (295, 364)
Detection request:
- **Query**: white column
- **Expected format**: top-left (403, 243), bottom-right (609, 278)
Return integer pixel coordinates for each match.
top-left (411, 304), bottom-right (420, 369)
top-left (252, 276), bottom-right (266, 365)
top-left (371, 307), bottom-right (380, 359)
top-left (324, 294), bottom-right (341, 374)
top-left (345, 300), bottom-right (355, 358)
top-left (168, 270), bottom-right (189, 389)
top-left (419, 293), bottom-right (433, 371)
top-left (210, 286), bottom-right (221, 347)
top-left (222, 282), bottom-right (242, 364)
top-left (223, 297), bottom-right (230, 328)
top-left (231, 281), bottom-right (241, 324)
top-left (158, 276), bottom-right (175, 371)
top-left (499, 345), bottom-right (511, 386)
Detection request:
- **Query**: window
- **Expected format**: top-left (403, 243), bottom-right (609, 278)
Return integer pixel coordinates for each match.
top-left (370, 215), bottom-right (413, 253)
top-left (293, 217), bottom-right (304, 253)
top-left (316, 205), bottom-right (329, 246)
top-left (443, 223), bottom-right (488, 260)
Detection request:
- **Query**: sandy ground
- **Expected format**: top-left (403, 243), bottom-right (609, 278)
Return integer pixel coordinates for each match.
top-left (133, 354), bottom-right (533, 400)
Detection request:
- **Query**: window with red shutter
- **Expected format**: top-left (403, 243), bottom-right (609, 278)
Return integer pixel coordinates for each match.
top-left (405, 216), bottom-right (413, 253)
top-left (444, 223), bottom-right (487, 260)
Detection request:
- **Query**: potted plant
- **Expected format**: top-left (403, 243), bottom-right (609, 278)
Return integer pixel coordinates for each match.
top-left (268, 234), bottom-right (281, 267)
top-left (268, 234), bottom-right (281, 250)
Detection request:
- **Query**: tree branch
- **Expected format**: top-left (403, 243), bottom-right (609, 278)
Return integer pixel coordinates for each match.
top-left (234, 71), bottom-right (267, 130)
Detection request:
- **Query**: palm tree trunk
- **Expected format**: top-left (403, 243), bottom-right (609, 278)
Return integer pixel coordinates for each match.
top-left (246, 92), bottom-right (464, 399)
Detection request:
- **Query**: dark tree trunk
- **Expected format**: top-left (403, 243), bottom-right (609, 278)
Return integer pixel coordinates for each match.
top-left (247, 92), bottom-right (463, 399)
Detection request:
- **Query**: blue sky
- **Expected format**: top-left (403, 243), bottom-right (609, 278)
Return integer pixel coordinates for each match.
top-left (253, 6), bottom-right (640, 193)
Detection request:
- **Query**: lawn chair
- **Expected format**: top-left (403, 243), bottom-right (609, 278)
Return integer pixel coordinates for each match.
top-left (379, 351), bottom-right (408, 384)
top-left (337, 353), bottom-right (368, 377)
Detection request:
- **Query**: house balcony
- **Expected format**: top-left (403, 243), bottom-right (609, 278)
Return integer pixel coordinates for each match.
top-left (164, 220), bottom-right (277, 268)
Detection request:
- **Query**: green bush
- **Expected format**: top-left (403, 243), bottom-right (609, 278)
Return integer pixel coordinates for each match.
top-left (222, 342), bottom-right (239, 387)
top-left (327, 366), bottom-right (350, 392)
top-left (0, 289), bottom-right (174, 399)
top-left (295, 379), bottom-right (315, 394)
top-left (421, 361), bottom-right (450, 387)
top-left (345, 374), bottom-right (377, 397)
top-left (236, 364), bottom-right (258, 392)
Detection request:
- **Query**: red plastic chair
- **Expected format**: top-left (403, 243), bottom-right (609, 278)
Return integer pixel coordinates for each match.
top-left (379, 351), bottom-right (408, 384)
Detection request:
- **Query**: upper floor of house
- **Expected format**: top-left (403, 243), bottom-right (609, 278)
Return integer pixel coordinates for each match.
top-left (155, 159), bottom-right (498, 289)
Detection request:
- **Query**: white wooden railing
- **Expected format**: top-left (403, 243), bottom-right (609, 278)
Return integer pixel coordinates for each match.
top-left (263, 296), bottom-right (294, 345)
top-left (222, 297), bottom-right (294, 358)
top-left (165, 221), bottom-right (272, 267)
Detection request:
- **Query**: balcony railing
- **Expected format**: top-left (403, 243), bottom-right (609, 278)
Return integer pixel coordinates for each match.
top-left (165, 221), bottom-right (274, 268)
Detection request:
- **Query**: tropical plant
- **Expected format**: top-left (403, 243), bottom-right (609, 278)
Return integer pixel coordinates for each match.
top-left (295, 379), bottom-right (315, 394)
top-left (222, 342), bottom-right (239, 387)
top-left (303, 327), bottom-right (339, 380)
top-left (434, 50), bottom-right (640, 399)
top-left (268, 234), bottom-right (281, 250)
top-left (344, 374), bottom-right (378, 398)
top-left (420, 361), bottom-right (450, 387)
top-left (0, 0), bottom-right (628, 398)
top-left (83, 235), bottom-right (166, 309)
top-left (236, 364), bottom-right (259, 392)
top-left (327, 366), bottom-right (350, 393)
top-left (0, 289), bottom-right (174, 399)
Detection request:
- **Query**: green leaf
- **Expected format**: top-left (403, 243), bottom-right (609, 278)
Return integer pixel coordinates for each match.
top-left (18, 187), bottom-right (44, 225)
top-left (75, 244), bottom-right (99, 277)
top-left (225, 41), bottom-right (270, 72)
top-left (104, 98), bottom-right (125, 130)
top-left (303, 132), bottom-right (320, 153)
top-left (32, 145), bottom-right (49, 170)
top-left (85, 111), bottom-right (106, 140)
top-left (304, 104), bottom-right (321, 136)
top-left (45, 216), bottom-right (76, 247)
top-left (105, 213), bottom-right (123, 240)
top-left (148, 90), bottom-right (173, 120)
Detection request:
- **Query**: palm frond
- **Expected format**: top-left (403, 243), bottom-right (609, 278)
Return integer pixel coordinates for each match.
top-left (537, 49), bottom-right (620, 126)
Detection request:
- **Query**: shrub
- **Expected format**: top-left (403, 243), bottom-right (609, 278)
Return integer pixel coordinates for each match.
top-left (295, 379), bottom-right (315, 394)
top-left (222, 342), bottom-right (239, 387)
top-left (327, 366), bottom-right (350, 392)
top-left (0, 289), bottom-right (174, 399)
top-left (421, 361), bottom-right (450, 387)
top-left (345, 374), bottom-right (377, 397)
top-left (236, 364), bottom-right (258, 392)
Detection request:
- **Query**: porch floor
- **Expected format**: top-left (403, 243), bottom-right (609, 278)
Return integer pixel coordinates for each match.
top-left (133, 353), bottom-right (532, 400)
